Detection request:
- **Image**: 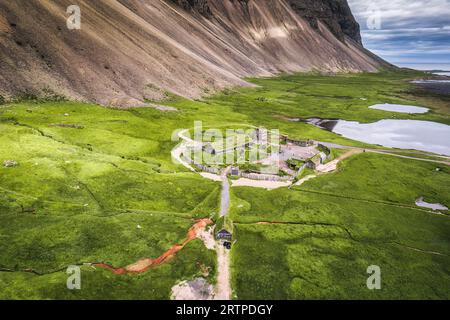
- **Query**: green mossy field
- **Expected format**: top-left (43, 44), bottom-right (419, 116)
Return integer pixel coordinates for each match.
top-left (229, 152), bottom-right (450, 299)
top-left (0, 71), bottom-right (449, 299)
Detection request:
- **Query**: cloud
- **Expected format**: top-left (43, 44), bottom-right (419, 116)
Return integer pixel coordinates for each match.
top-left (347, 0), bottom-right (450, 68)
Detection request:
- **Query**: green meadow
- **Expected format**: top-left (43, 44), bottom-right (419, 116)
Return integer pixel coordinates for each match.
top-left (230, 153), bottom-right (450, 299)
top-left (0, 71), bottom-right (449, 299)
top-left (0, 104), bottom-right (221, 299)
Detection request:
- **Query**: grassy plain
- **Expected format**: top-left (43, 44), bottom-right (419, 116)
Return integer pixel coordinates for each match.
top-left (0, 70), bottom-right (449, 299)
top-left (0, 105), bottom-right (221, 299)
top-left (230, 153), bottom-right (450, 299)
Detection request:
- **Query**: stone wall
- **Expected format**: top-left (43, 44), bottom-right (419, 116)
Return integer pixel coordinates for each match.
top-left (182, 156), bottom-right (221, 174)
top-left (239, 172), bottom-right (293, 182)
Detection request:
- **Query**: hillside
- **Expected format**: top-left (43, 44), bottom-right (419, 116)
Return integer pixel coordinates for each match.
top-left (0, 0), bottom-right (389, 105)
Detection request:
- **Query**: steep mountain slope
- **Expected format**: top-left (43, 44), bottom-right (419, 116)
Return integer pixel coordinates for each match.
top-left (287, 0), bottom-right (362, 44)
top-left (0, 0), bottom-right (389, 105)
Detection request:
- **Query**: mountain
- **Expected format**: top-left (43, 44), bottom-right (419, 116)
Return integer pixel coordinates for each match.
top-left (286, 0), bottom-right (362, 44)
top-left (0, 0), bottom-right (390, 105)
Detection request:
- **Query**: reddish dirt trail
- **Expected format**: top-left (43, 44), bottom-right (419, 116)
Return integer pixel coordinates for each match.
top-left (256, 221), bottom-right (285, 225)
top-left (95, 218), bottom-right (213, 275)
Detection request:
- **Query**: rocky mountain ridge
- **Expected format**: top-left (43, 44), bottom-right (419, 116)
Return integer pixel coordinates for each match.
top-left (0, 0), bottom-right (389, 105)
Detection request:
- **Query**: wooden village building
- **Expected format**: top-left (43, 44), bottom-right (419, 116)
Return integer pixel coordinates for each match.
top-left (216, 229), bottom-right (232, 241)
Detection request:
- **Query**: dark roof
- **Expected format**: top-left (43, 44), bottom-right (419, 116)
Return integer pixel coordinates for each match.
top-left (217, 229), bottom-right (232, 236)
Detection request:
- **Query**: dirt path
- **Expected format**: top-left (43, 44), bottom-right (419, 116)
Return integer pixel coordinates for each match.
top-left (220, 168), bottom-right (231, 217)
top-left (318, 141), bottom-right (450, 166)
top-left (292, 174), bottom-right (317, 187)
top-left (215, 245), bottom-right (231, 300)
top-left (171, 129), bottom-right (199, 172)
top-left (215, 167), bottom-right (232, 300)
top-left (200, 172), bottom-right (223, 182)
top-left (290, 150), bottom-right (360, 188)
top-left (232, 178), bottom-right (291, 190)
top-left (369, 150), bottom-right (450, 166)
top-left (316, 149), bottom-right (362, 173)
top-left (95, 218), bottom-right (213, 274)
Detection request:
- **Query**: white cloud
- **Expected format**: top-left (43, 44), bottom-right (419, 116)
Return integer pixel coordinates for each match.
top-left (348, 0), bottom-right (450, 30)
top-left (347, 0), bottom-right (450, 67)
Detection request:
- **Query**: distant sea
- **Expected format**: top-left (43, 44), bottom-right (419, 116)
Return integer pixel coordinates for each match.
top-left (434, 72), bottom-right (450, 77)
top-left (395, 63), bottom-right (450, 76)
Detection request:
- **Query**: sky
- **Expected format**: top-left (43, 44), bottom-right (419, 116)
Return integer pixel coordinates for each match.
top-left (347, 0), bottom-right (450, 70)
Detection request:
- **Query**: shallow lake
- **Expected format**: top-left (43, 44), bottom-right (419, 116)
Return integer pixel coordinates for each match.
top-left (309, 118), bottom-right (450, 156)
top-left (416, 197), bottom-right (448, 211)
top-left (369, 103), bottom-right (429, 114)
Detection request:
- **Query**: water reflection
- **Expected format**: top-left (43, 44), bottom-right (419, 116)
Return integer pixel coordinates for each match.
top-left (308, 118), bottom-right (450, 156)
top-left (416, 197), bottom-right (448, 211)
top-left (369, 104), bottom-right (429, 114)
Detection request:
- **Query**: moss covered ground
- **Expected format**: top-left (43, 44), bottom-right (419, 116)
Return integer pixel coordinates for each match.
top-left (0, 70), bottom-right (449, 299)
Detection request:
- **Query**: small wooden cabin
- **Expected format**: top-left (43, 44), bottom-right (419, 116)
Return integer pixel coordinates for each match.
top-left (216, 229), bottom-right (232, 241)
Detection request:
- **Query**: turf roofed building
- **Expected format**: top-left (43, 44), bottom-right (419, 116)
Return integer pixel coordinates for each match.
top-left (216, 229), bottom-right (232, 241)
